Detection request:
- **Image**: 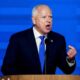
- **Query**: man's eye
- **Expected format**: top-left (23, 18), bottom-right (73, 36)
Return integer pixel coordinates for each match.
top-left (49, 16), bottom-right (52, 18)
top-left (41, 16), bottom-right (52, 19)
top-left (41, 16), bottom-right (46, 18)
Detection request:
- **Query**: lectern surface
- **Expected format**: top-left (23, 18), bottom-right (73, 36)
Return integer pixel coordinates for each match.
top-left (0, 75), bottom-right (80, 80)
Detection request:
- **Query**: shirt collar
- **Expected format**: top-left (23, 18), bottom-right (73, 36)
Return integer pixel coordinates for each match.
top-left (33, 27), bottom-right (47, 39)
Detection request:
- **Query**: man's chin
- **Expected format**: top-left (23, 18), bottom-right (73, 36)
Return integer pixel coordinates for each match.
top-left (44, 30), bottom-right (51, 34)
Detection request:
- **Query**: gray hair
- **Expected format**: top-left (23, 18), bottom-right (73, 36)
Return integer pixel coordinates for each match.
top-left (32, 4), bottom-right (51, 17)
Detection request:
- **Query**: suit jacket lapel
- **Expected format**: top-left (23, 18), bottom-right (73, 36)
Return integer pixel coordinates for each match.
top-left (25, 28), bottom-right (41, 71)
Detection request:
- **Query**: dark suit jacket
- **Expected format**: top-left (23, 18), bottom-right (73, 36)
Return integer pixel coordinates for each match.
top-left (1, 28), bottom-right (76, 75)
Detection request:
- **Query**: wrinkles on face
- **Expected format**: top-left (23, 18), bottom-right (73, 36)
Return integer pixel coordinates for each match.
top-left (32, 6), bottom-right (52, 35)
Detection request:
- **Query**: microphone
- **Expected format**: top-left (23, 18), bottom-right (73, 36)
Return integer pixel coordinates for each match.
top-left (44, 38), bottom-right (54, 74)
top-left (45, 38), bottom-right (53, 45)
top-left (45, 38), bottom-right (49, 45)
top-left (44, 38), bottom-right (48, 74)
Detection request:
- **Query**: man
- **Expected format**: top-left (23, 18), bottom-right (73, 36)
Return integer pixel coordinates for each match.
top-left (1, 4), bottom-right (77, 75)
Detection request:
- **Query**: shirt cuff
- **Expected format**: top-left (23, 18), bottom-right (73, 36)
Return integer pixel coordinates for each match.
top-left (66, 56), bottom-right (75, 67)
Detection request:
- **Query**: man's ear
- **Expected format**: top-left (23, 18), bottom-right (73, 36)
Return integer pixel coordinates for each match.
top-left (32, 16), bottom-right (36, 25)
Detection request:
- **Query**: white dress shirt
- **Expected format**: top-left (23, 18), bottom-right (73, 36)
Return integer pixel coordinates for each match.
top-left (33, 27), bottom-right (46, 53)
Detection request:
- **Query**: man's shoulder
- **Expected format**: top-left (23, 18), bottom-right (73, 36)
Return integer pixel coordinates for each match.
top-left (49, 31), bottom-right (65, 40)
top-left (10, 28), bottom-right (32, 40)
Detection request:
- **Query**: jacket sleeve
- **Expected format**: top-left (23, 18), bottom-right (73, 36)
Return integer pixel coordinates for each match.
top-left (1, 35), bottom-right (19, 75)
top-left (57, 36), bottom-right (76, 74)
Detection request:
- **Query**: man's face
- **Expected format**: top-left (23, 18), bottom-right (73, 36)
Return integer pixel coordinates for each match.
top-left (32, 6), bottom-right (52, 35)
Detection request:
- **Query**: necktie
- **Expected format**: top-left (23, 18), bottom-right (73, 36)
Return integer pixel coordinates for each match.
top-left (39, 36), bottom-right (45, 73)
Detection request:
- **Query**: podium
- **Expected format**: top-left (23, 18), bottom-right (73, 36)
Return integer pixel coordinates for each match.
top-left (0, 75), bottom-right (80, 80)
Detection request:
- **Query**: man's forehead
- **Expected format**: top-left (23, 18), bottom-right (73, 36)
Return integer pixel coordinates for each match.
top-left (38, 9), bottom-right (52, 16)
top-left (37, 5), bottom-right (51, 11)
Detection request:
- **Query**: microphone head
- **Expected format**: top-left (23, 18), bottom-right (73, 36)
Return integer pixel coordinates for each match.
top-left (45, 38), bottom-right (48, 44)
top-left (45, 38), bottom-right (53, 44)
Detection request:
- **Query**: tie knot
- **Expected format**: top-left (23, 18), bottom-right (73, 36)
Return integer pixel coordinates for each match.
top-left (39, 36), bottom-right (45, 41)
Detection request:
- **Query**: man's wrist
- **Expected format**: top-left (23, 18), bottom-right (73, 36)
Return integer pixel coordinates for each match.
top-left (66, 56), bottom-right (75, 63)
top-left (66, 56), bottom-right (75, 67)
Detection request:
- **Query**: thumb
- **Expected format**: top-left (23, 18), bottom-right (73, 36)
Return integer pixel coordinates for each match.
top-left (68, 45), bottom-right (74, 49)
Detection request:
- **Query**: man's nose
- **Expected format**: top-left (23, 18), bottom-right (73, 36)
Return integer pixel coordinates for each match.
top-left (46, 17), bottom-right (52, 22)
top-left (46, 19), bottom-right (51, 23)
